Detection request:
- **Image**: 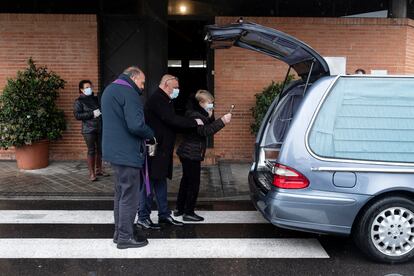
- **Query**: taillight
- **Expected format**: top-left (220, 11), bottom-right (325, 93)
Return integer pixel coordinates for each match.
top-left (272, 163), bottom-right (309, 189)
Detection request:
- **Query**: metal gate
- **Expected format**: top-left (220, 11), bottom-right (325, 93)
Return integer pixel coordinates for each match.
top-left (99, 15), bottom-right (167, 95)
top-left (99, 16), bottom-right (147, 88)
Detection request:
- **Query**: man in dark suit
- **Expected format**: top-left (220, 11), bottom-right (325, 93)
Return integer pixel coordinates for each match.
top-left (137, 74), bottom-right (202, 229)
top-left (101, 66), bottom-right (154, 249)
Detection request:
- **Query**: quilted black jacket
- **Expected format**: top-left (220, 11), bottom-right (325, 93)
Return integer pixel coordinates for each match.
top-left (73, 94), bottom-right (101, 134)
top-left (176, 103), bottom-right (225, 161)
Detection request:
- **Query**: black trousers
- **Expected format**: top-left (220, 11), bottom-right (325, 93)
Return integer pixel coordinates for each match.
top-left (82, 131), bottom-right (102, 156)
top-left (176, 157), bottom-right (201, 215)
top-left (112, 163), bottom-right (141, 242)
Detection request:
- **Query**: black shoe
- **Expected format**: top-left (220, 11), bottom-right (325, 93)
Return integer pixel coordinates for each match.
top-left (183, 213), bottom-right (204, 222)
top-left (136, 218), bottom-right (162, 230)
top-left (159, 215), bottom-right (184, 226)
top-left (134, 227), bottom-right (148, 243)
top-left (113, 231), bottom-right (118, 244)
top-left (113, 228), bottom-right (146, 244)
top-left (173, 209), bottom-right (184, 217)
top-left (116, 237), bottom-right (148, 249)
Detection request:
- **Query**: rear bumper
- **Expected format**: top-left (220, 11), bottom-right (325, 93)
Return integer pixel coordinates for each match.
top-left (249, 171), bottom-right (367, 235)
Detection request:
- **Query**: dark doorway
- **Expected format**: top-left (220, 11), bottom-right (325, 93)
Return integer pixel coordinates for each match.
top-left (167, 18), bottom-right (214, 148)
top-left (167, 19), bottom-right (213, 115)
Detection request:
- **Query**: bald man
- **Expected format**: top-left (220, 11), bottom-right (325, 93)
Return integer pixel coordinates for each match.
top-left (101, 66), bottom-right (154, 249)
top-left (137, 74), bottom-right (202, 229)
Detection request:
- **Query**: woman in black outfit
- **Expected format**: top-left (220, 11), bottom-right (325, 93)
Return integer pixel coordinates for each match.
top-left (175, 90), bottom-right (232, 221)
top-left (73, 80), bottom-right (108, 181)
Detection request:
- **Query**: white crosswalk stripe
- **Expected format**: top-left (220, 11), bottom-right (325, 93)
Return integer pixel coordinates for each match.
top-left (0, 238), bottom-right (329, 259)
top-left (0, 209), bottom-right (330, 259)
top-left (0, 210), bottom-right (268, 224)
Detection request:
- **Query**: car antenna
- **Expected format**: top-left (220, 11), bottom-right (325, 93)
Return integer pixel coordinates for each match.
top-left (303, 59), bottom-right (315, 96)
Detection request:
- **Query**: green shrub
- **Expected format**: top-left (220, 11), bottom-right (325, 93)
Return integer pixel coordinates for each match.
top-left (250, 76), bottom-right (293, 135)
top-left (0, 58), bottom-right (66, 149)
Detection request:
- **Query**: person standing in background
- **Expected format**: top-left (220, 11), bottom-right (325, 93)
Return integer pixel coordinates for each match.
top-left (73, 80), bottom-right (108, 182)
top-left (355, 68), bottom-right (366, 74)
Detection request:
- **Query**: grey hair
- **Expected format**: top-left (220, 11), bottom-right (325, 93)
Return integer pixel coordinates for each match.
top-left (123, 66), bottom-right (142, 78)
top-left (195, 90), bottom-right (214, 103)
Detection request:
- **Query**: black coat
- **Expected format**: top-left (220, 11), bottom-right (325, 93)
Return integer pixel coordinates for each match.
top-left (176, 102), bottom-right (225, 161)
top-left (73, 94), bottom-right (101, 134)
top-left (145, 88), bottom-right (198, 179)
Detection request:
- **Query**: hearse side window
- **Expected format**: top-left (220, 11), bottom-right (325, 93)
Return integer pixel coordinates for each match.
top-left (263, 85), bottom-right (305, 147)
top-left (308, 77), bottom-right (414, 163)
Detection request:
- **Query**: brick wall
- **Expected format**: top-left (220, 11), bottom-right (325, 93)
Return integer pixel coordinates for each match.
top-left (1, 15), bottom-right (413, 163)
top-left (213, 17), bottom-right (414, 161)
top-left (0, 14), bottom-right (98, 160)
top-left (405, 20), bottom-right (414, 74)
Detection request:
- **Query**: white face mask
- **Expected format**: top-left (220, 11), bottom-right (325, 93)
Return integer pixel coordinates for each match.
top-left (203, 103), bottom-right (214, 112)
top-left (83, 87), bottom-right (93, 96)
top-left (206, 103), bottom-right (214, 110)
top-left (170, 88), bottom-right (179, 99)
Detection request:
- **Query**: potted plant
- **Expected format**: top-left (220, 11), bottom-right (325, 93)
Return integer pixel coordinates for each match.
top-left (0, 58), bottom-right (66, 169)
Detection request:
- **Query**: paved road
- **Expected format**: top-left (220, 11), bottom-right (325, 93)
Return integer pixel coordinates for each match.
top-left (0, 200), bottom-right (412, 275)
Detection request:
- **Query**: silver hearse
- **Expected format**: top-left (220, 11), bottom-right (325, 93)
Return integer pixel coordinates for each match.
top-left (206, 21), bottom-right (414, 263)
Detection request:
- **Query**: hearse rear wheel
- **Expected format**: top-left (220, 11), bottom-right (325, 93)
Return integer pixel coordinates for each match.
top-left (354, 196), bottom-right (414, 263)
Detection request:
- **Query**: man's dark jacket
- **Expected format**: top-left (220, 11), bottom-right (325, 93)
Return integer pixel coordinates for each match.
top-left (176, 101), bottom-right (225, 161)
top-left (101, 74), bottom-right (154, 168)
top-left (73, 94), bottom-right (101, 134)
top-left (145, 88), bottom-right (197, 180)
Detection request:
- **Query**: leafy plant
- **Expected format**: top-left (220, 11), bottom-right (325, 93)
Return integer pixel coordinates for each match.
top-left (250, 76), bottom-right (294, 135)
top-left (0, 58), bottom-right (66, 149)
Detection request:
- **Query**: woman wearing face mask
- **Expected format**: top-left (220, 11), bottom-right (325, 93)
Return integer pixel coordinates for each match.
top-left (73, 80), bottom-right (108, 181)
top-left (175, 90), bottom-right (232, 221)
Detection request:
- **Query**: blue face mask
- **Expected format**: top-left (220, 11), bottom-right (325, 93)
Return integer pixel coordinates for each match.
top-left (83, 87), bottom-right (93, 96)
top-left (170, 88), bottom-right (180, 99)
top-left (204, 103), bottom-right (214, 112)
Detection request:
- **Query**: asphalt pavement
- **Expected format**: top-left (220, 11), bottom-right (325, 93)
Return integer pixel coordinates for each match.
top-left (0, 200), bottom-right (412, 276)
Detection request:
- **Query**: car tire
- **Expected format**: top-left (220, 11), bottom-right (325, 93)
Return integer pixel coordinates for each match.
top-left (353, 196), bottom-right (414, 263)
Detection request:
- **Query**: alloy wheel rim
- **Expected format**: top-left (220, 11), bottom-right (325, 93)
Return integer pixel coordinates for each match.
top-left (371, 206), bottom-right (414, 257)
